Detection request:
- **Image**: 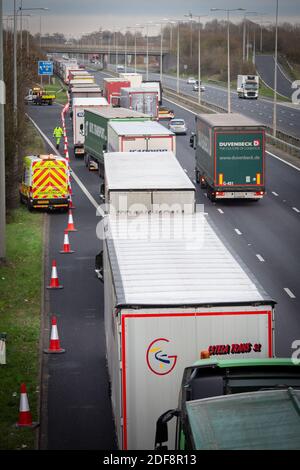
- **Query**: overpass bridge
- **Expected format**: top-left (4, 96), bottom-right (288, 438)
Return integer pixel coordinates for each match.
top-left (42, 43), bottom-right (169, 58)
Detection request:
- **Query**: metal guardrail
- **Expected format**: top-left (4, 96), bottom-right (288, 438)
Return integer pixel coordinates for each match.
top-left (164, 87), bottom-right (300, 158)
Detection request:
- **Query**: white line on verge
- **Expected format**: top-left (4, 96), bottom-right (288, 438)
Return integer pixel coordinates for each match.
top-left (284, 288), bottom-right (296, 299)
top-left (256, 254), bottom-right (265, 262)
top-left (26, 114), bottom-right (102, 213)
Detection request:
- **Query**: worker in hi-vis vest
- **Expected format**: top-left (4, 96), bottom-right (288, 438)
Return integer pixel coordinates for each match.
top-left (53, 126), bottom-right (64, 150)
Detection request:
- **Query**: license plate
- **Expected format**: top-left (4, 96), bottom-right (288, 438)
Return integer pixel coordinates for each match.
top-left (234, 192), bottom-right (246, 198)
top-left (37, 200), bottom-right (49, 204)
top-left (76, 149), bottom-right (84, 154)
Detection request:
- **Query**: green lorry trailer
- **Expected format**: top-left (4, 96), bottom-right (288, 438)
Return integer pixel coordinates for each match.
top-left (155, 358), bottom-right (300, 450)
top-left (84, 107), bottom-right (150, 177)
top-left (190, 113), bottom-right (266, 202)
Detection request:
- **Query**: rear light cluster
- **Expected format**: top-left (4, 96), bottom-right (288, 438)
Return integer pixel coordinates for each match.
top-left (215, 192), bottom-right (225, 196)
top-left (255, 191), bottom-right (264, 196)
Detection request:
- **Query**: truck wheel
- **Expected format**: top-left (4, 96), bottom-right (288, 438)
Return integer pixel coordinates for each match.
top-left (207, 186), bottom-right (216, 203)
top-left (195, 169), bottom-right (200, 184)
top-left (27, 199), bottom-right (33, 212)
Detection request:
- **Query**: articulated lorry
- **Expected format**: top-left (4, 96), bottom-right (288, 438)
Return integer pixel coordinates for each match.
top-left (120, 87), bottom-right (159, 119)
top-left (191, 113), bottom-right (265, 201)
top-left (103, 78), bottom-right (130, 106)
top-left (103, 151), bottom-right (195, 214)
top-left (69, 86), bottom-right (102, 108)
top-left (72, 97), bottom-right (108, 157)
top-left (155, 358), bottom-right (300, 450)
top-left (101, 212), bottom-right (275, 449)
top-left (107, 120), bottom-right (175, 154)
top-left (118, 72), bottom-right (143, 88)
top-left (237, 75), bottom-right (259, 99)
top-left (84, 108), bottom-right (151, 175)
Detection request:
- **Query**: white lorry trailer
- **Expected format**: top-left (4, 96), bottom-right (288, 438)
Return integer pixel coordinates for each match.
top-left (120, 87), bottom-right (159, 119)
top-left (72, 97), bottom-right (108, 156)
top-left (103, 151), bottom-right (195, 214)
top-left (118, 72), bottom-right (143, 88)
top-left (237, 75), bottom-right (259, 99)
top-left (102, 212), bottom-right (275, 450)
top-left (107, 120), bottom-right (176, 154)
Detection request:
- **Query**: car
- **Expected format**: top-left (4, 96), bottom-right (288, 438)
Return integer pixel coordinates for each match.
top-left (158, 106), bottom-right (175, 120)
top-left (193, 81), bottom-right (206, 92)
top-left (168, 118), bottom-right (187, 135)
top-left (187, 77), bottom-right (197, 85)
top-left (117, 65), bottom-right (125, 72)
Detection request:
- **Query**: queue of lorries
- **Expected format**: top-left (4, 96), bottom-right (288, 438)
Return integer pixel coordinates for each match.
top-left (21, 57), bottom-right (300, 450)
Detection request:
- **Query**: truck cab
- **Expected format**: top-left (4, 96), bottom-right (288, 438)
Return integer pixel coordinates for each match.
top-left (155, 358), bottom-right (300, 450)
top-left (237, 75), bottom-right (259, 99)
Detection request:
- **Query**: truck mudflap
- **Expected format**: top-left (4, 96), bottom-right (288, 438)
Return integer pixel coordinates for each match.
top-left (74, 146), bottom-right (85, 157)
top-left (30, 197), bottom-right (69, 210)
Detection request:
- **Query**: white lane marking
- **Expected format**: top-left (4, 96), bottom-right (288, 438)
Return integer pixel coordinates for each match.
top-left (266, 150), bottom-right (300, 172)
top-left (284, 288), bottom-right (296, 299)
top-left (290, 123), bottom-right (294, 126)
top-left (26, 114), bottom-right (102, 214)
top-left (272, 191), bottom-right (279, 196)
top-left (193, 179), bottom-right (197, 184)
top-left (217, 208), bottom-right (224, 214)
top-left (234, 228), bottom-right (242, 235)
top-left (292, 207), bottom-right (300, 213)
top-left (183, 168), bottom-right (188, 173)
top-left (256, 254), bottom-right (265, 262)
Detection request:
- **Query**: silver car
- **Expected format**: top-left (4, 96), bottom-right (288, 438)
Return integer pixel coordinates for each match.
top-left (168, 118), bottom-right (187, 135)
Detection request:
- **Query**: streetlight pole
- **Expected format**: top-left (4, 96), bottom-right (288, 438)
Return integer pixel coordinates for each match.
top-left (273, 0), bottom-right (279, 137)
top-left (0, 0), bottom-right (6, 260)
top-left (211, 7), bottom-right (245, 113)
top-left (177, 21), bottom-right (180, 93)
top-left (13, 0), bottom-right (17, 116)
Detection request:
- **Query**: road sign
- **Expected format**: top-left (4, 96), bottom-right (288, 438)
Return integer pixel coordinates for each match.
top-left (38, 61), bottom-right (53, 76)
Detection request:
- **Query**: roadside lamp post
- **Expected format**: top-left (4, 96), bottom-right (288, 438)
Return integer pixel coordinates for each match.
top-left (211, 7), bottom-right (245, 113)
top-left (135, 25), bottom-right (145, 73)
top-left (184, 12), bottom-right (194, 62)
top-left (273, 0), bottom-right (279, 137)
top-left (0, 0), bottom-right (6, 260)
top-left (186, 14), bottom-right (208, 105)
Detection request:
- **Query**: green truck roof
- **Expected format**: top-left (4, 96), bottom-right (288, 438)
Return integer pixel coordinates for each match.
top-left (187, 388), bottom-right (300, 449)
top-left (196, 113), bottom-right (264, 128)
top-left (192, 358), bottom-right (299, 368)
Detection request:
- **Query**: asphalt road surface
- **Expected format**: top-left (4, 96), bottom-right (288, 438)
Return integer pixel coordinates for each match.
top-left (256, 54), bottom-right (294, 99)
top-left (104, 64), bottom-right (300, 139)
top-left (27, 77), bottom-right (300, 448)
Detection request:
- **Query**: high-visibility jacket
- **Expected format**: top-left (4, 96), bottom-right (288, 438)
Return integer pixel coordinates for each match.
top-left (53, 127), bottom-right (63, 138)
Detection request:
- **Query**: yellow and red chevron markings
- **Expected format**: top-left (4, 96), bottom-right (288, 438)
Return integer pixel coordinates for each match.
top-left (32, 160), bottom-right (68, 199)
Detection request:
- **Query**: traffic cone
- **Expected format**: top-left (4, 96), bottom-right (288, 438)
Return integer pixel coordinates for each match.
top-left (66, 210), bottom-right (77, 232)
top-left (16, 383), bottom-right (39, 428)
top-left (69, 194), bottom-right (75, 209)
top-left (44, 316), bottom-right (65, 354)
top-left (60, 230), bottom-right (74, 254)
top-left (47, 260), bottom-right (64, 289)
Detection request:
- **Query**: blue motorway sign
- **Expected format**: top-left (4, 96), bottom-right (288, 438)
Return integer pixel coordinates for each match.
top-left (38, 61), bottom-right (53, 76)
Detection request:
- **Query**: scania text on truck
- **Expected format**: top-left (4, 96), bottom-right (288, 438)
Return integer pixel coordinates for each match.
top-left (72, 97), bottom-right (109, 157)
top-left (237, 75), bottom-right (259, 99)
top-left (155, 358), bottom-right (300, 450)
top-left (191, 113), bottom-right (265, 201)
top-left (103, 151), bottom-right (195, 214)
top-left (19, 154), bottom-right (70, 211)
top-left (100, 212), bottom-right (275, 450)
top-left (107, 121), bottom-right (176, 154)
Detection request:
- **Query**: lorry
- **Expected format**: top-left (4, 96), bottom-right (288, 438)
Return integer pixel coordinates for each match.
top-left (155, 358), bottom-right (300, 450)
top-left (190, 113), bottom-right (266, 201)
top-left (107, 121), bottom-right (176, 154)
top-left (72, 97), bottom-right (109, 157)
top-left (119, 72), bottom-right (143, 88)
top-left (100, 212), bottom-right (275, 449)
top-left (19, 154), bottom-right (70, 211)
top-left (120, 87), bottom-right (159, 119)
top-left (103, 151), bottom-right (195, 214)
top-left (237, 75), bottom-right (259, 99)
top-left (25, 86), bottom-right (56, 106)
top-left (141, 80), bottom-right (162, 105)
top-left (69, 77), bottom-right (95, 89)
top-left (69, 86), bottom-right (102, 108)
top-left (84, 108), bottom-right (151, 175)
top-left (103, 78), bottom-right (130, 106)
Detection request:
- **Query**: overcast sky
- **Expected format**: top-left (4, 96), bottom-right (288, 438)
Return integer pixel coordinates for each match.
top-left (3, 0), bottom-right (300, 36)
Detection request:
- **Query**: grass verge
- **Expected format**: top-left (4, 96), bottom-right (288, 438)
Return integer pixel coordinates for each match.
top-left (0, 122), bottom-right (45, 450)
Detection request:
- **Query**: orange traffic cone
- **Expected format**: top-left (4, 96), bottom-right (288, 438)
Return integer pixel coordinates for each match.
top-left (66, 210), bottom-right (77, 232)
top-left (47, 260), bottom-right (64, 289)
top-left (60, 230), bottom-right (74, 254)
top-left (69, 194), bottom-right (75, 209)
top-left (44, 316), bottom-right (65, 354)
top-left (16, 383), bottom-right (39, 428)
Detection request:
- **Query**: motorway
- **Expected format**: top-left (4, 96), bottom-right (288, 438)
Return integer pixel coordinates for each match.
top-left (256, 54), bottom-right (294, 99)
top-left (27, 71), bottom-right (300, 448)
top-left (106, 64), bottom-right (300, 139)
